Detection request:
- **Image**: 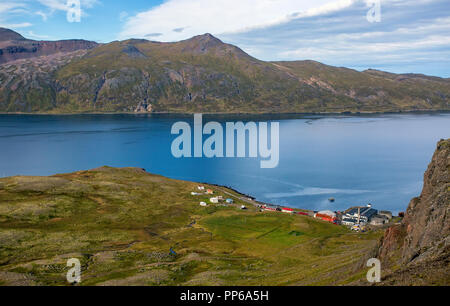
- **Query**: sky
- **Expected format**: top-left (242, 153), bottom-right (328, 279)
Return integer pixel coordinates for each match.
top-left (0, 0), bottom-right (449, 77)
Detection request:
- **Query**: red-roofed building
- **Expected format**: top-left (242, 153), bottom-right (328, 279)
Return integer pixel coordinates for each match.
top-left (282, 207), bottom-right (294, 214)
top-left (263, 205), bottom-right (277, 212)
top-left (314, 210), bottom-right (337, 223)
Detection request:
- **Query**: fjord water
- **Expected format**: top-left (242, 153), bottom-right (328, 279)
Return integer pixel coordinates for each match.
top-left (0, 113), bottom-right (449, 213)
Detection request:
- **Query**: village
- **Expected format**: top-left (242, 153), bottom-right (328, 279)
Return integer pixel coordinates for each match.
top-left (191, 185), bottom-right (397, 232)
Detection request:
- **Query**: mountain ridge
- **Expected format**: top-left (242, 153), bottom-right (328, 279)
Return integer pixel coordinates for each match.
top-left (0, 28), bottom-right (449, 114)
top-left (0, 27), bottom-right (98, 64)
top-left (0, 28), bottom-right (27, 41)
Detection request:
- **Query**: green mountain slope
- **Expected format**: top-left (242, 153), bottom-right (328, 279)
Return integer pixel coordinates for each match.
top-left (0, 167), bottom-right (381, 286)
top-left (0, 29), bottom-right (449, 113)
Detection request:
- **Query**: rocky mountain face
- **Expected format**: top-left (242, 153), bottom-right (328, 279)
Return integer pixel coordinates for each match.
top-left (377, 139), bottom-right (449, 285)
top-left (0, 28), bottom-right (449, 113)
top-left (0, 28), bottom-right (97, 64)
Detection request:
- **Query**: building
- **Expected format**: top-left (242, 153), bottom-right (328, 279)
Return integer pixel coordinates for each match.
top-left (314, 210), bottom-right (337, 223)
top-left (344, 206), bottom-right (378, 225)
top-left (226, 199), bottom-right (234, 204)
top-left (262, 204), bottom-right (278, 211)
top-left (370, 215), bottom-right (388, 226)
top-left (210, 197), bottom-right (219, 204)
top-left (200, 202), bottom-right (207, 207)
top-left (263, 205), bottom-right (277, 212)
top-left (206, 189), bottom-right (214, 194)
top-left (198, 186), bottom-right (205, 191)
top-left (379, 211), bottom-right (393, 220)
top-left (341, 217), bottom-right (359, 226)
top-left (282, 207), bottom-right (294, 214)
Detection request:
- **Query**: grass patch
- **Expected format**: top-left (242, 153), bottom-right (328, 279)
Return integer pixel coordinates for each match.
top-left (0, 167), bottom-right (382, 285)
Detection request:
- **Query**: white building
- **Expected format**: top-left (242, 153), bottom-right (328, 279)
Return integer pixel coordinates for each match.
top-left (316, 210), bottom-right (336, 218)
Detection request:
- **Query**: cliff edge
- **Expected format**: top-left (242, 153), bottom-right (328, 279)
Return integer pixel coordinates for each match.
top-left (377, 139), bottom-right (449, 285)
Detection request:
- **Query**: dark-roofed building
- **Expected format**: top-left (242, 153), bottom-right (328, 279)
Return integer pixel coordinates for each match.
top-left (343, 206), bottom-right (378, 225)
top-left (341, 217), bottom-right (359, 226)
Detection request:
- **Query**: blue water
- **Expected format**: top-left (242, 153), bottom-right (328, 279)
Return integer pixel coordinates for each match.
top-left (0, 113), bottom-right (449, 214)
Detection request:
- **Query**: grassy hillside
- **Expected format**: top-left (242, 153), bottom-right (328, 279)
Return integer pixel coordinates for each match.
top-left (0, 167), bottom-right (381, 286)
top-left (0, 31), bottom-right (449, 114)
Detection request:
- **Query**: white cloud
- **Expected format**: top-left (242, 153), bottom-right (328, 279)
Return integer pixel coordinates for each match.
top-left (26, 30), bottom-right (52, 40)
top-left (37, 0), bottom-right (100, 18)
top-left (119, 0), bottom-right (355, 41)
top-left (0, 22), bottom-right (32, 29)
top-left (37, 0), bottom-right (68, 12)
top-left (0, 2), bottom-right (32, 29)
top-left (38, 0), bottom-right (99, 12)
top-left (280, 35), bottom-right (450, 59)
top-left (0, 2), bottom-right (26, 15)
top-left (36, 11), bottom-right (49, 21)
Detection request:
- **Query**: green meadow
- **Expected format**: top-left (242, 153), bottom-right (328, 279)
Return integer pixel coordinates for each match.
top-left (0, 167), bottom-right (382, 286)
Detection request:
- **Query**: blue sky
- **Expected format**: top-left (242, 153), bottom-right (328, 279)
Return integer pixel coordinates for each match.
top-left (1, 0), bottom-right (449, 77)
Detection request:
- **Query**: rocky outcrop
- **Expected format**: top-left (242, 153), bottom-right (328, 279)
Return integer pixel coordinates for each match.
top-left (377, 139), bottom-right (449, 285)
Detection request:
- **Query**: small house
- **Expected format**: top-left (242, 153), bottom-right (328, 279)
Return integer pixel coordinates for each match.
top-left (263, 205), bottom-right (277, 212)
top-left (210, 197), bottom-right (219, 204)
top-left (379, 211), bottom-right (393, 220)
top-left (198, 186), bottom-right (205, 191)
top-left (191, 192), bottom-right (199, 196)
top-left (200, 202), bottom-right (207, 207)
top-left (226, 198), bottom-right (234, 204)
top-left (241, 205), bottom-right (247, 210)
top-left (370, 217), bottom-right (385, 226)
top-left (315, 210), bottom-right (337, 223)
top-left (370, 215), bottom-right (389, 225)
top-left (282, 207), bottom-right (294, 214)
top-left (206, 189), bottom-right (214, 195)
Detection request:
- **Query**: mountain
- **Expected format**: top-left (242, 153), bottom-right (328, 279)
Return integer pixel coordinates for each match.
top-left (0, 28), bottom-right (449, 113)
top-left (0, 28), bottom-right (27, 41)
top-left (0, 27), bottom-right (97, 64)
top-left (376, 139), bottom-right (449, 285)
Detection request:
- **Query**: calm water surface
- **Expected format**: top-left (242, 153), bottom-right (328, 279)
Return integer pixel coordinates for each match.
top-left (0, 113), bottom-right (449, 213)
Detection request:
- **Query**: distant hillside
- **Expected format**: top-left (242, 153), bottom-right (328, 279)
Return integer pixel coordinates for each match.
top-left (0, 27), bottom-right (97, 64)
top-left (0, 28), bottom-right (449, 113)
top-left (0, 28), bottom-right (27, 41)
top-left (376, 139), bottom-right (449, 285)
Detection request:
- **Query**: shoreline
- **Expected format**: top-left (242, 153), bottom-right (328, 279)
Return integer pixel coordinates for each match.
top-left (204, 183), bottom-right (315, 213)
top-left (0, 109), bottom-right (449, 116)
